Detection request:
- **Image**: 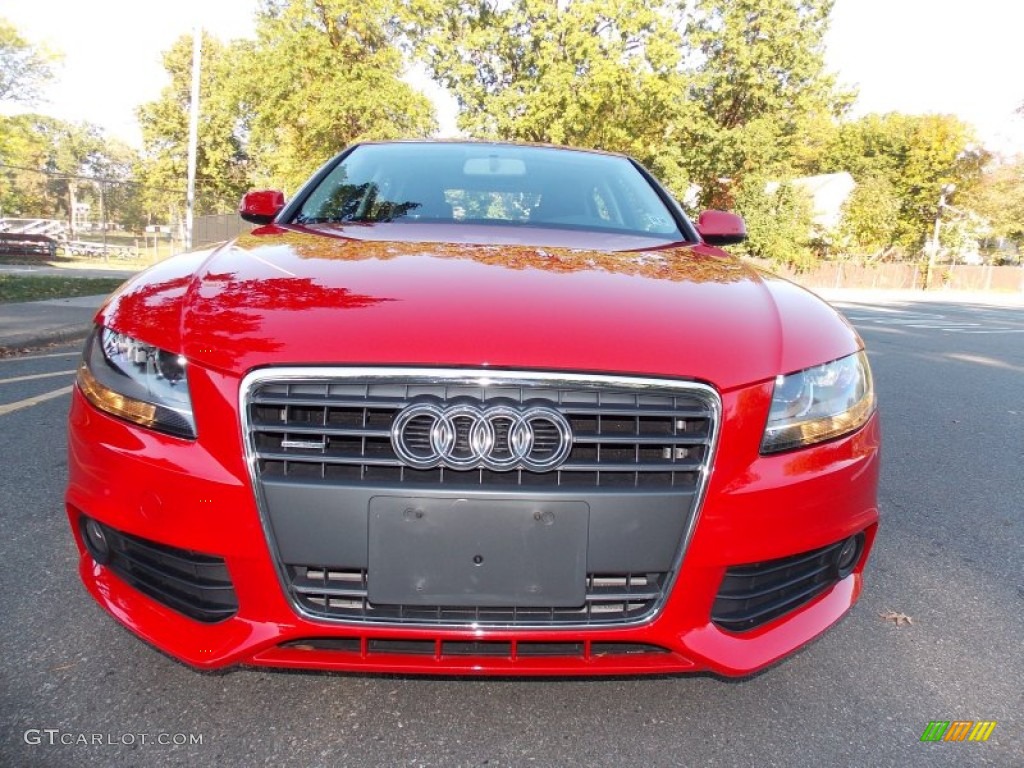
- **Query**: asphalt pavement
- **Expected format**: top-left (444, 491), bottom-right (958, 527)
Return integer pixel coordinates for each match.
top-left (0, 261), bottom-right (137, 352)
top-left (0, 288), bottom-right (1022, 767)
top-left (0, 294), bottom-right (108, 352)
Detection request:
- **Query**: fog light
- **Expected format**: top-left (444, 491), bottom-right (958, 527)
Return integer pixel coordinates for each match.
top-left (833, 533), bottom-right (864, 579)
top-left (81, 517), bottom-right (111, 565)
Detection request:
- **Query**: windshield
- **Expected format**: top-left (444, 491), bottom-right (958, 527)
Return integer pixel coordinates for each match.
top-left (293, 143), bottom-right (685, 241)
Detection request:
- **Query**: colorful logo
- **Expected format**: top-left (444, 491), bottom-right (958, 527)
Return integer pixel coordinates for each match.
top-left (920, 721), bottom-right (997, 742)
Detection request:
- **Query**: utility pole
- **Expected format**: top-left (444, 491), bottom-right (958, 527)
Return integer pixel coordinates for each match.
top-left (98, 182), bottom-right (107, 261)
top-left (925, 183), bottom-right (955, 289)
top-left (184, 27), bottom-right (202, 252)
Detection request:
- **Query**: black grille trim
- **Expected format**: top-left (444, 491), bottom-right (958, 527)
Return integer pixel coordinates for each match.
top-left (287, 566), bottom-right (667, 627)
top-left (98, 522), bottom-right (238, 623)
top-left (711, 540), bottom-right (847, 633)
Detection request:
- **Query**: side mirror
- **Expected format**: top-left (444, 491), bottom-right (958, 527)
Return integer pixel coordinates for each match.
top-left (239, 190), bottom-right (286, 224)
top-left (697, 210), bottom-right (747, 246)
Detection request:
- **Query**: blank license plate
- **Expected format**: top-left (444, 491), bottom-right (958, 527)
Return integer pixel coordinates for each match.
top-left (367, 497), bottom-right (589, 607)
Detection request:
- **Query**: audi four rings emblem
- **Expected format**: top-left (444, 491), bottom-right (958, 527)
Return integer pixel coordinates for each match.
top-left (390, 402), bottom-right (574, 472)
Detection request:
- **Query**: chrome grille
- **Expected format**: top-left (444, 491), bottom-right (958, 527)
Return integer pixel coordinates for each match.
top-left (241, 369), bottom-right (720, 629)
top-left (247, 374), bottom-right (716, 489)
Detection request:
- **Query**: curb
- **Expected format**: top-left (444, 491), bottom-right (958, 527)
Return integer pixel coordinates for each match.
top-left (0, 324), bottom-right (90, 354)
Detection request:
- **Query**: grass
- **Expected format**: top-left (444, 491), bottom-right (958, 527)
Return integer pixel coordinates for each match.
top-left (0, 275), bottom-right (127, 304)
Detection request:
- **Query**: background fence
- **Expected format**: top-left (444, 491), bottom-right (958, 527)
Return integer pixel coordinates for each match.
top-left (771, 262), bottom-right (1024, 293)
top-left (193, 213), bottom-right (252, 249)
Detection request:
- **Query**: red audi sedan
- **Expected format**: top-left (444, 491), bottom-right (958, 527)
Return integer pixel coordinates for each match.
top-left (66, 141), bottom-right (879, 677)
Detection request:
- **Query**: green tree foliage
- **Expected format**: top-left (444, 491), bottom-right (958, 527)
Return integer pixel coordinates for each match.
top-left (680, 0), bottom-right (852, 207)
top-left (238, 0), bottom-right (437, 192)
top-left (836, 174), bottom-right (900, 259)
top-left (0, 114), bottom-right (143, 232)
top-left (417, 0), bottom-right (693, 192)
top-left (732, 176), bottom-right (816, 270)
top-left (136, 33), bottom-right (251, 221)
top-left (815, 112), bottom-right (987, 252)
top-left (0, 114), bottom-right (50, 215)
top-left (92, 138), bottom-right (148, 232)
top-left (0, 17), bottom-right (58, 105)
top-left (0, 115), bottom-right (106, 233)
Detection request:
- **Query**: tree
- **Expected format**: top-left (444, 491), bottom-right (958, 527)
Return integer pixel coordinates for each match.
top-left (237, 0), bottom-right (437, 192)
top-left (91, 138), bottom-right (147, 232)
top-left (815, 113), bottom-right (988, 253)
top-left (417, 0), bottom-right (694, 193)
top-left (681, 0), bottom-right (853, 207)
top-left (732, 176), bottom-right (816, 270)
top-left (836, 175), bottom-right (900, 260)
top-left (0, 17), bottom-right (58, 105)
top-left (968, 159), bottom-right (1024, 257)
top-left (0, 114), bottom-right (138, 236)
top-left (137, 33), bottom-right (251, 224)
top-left (0, 114), bottom-right (108, 234)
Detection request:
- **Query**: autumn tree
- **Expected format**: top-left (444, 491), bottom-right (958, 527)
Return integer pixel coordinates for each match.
top-left (815, 112), bottom-right (987, 253)
top-left (969, 159), bottom-right (1024, 258)
top-left (237, 0), bottom-right (437, 192)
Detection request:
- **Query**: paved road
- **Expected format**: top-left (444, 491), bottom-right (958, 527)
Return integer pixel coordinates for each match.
top-left (1, 300), bottom-right (1022, 768)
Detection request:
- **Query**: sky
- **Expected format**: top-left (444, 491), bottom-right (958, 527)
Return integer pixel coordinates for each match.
top-left (2, 0), bottom-right (1023, 156)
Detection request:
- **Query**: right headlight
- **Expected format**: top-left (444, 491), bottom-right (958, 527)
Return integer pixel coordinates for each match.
top-left (760, 350), bottom-right (875, 454)
top-left (77, 325), bottom-right (196, 439)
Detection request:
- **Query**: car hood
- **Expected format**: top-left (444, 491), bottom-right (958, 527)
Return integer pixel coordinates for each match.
top-left (100, 227), bottom-right (861, 390)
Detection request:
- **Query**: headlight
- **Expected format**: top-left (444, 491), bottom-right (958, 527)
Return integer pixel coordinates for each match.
top-left (77, 326), bottom-right (196, 439)
top-left (761, 351), bottom-right (874, 454)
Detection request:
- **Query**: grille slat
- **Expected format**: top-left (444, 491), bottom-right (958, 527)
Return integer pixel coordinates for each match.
top-left (570, 433), bottom-right (706, 445)
top-left (288, 566), bottom-right (667, 626)
top-left (250, 395), bottom-right (407, 410)
top-left (714, 561), bottom-right (834, 601)
top-left (259, 451), bottom-right (404, 467)
top-left (558, 460), bottom-right (701, 473)
top-left (253, 423), bottom-right (391, 438)
top-left (97, 523), bottom-right (239, 624)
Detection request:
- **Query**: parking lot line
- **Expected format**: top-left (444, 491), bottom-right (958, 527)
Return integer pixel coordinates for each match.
top-left (0, 351), bottom-right (79, 363)
top-left (0, 369), bottom-right (76, 385)
top-left (0, 385), bottom-right (73, 416)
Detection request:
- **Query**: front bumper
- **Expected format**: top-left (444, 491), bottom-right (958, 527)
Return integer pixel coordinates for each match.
top-left (66, 371), bottom-right (880, 678)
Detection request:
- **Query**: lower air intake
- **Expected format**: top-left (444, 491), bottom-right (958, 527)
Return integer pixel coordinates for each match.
top-left (711, 540), bottom-right (850, 633)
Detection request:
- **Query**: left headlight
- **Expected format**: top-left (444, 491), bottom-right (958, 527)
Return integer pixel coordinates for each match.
top-left (761, 350), bottom-right (875, 454)
top-left (77, 325), bottom-right (196, 439)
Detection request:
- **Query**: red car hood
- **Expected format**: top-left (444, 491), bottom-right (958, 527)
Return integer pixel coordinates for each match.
top-left (100, 228), bottom-right (861, 390)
